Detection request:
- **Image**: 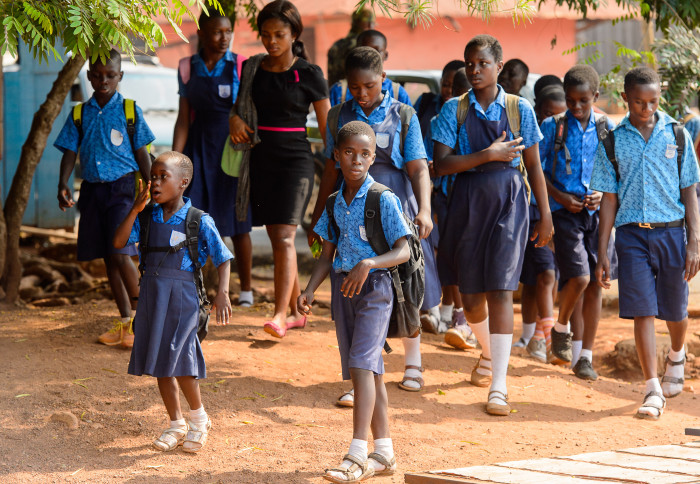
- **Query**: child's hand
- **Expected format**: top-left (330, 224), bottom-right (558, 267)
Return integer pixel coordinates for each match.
top-left (595, 255), bottom-right (611, 289)
top-left (414, 210), bottom-right (433, 239)
top-left (133, 179), bottom-right (151, 213)
top-left (297, 291), bottom-right (314, 315)
top-left (428, 160), bottom-right (436, 178)
top-left (57, 184), bottom-right (74, 211)
top-left (229, 115), bottom-right (254, 145)
top-left (488, 131), bottom-right (524, 163)
top-left (531, 214), bottom-right (554, 248)
top-left (560, 193), bottom-right (585, 213)
top-left (583, 191), bottom-right (602, 211)
top-left (685, 235), bottom-right (700, 281)
top-left (341, 260), bottom-right (372, 297)
top-left (213, 290), bottom-right (232, 325)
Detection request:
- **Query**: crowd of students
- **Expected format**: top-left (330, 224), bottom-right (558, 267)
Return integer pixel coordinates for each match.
top-left (51, 0), bottom-right (700, 480)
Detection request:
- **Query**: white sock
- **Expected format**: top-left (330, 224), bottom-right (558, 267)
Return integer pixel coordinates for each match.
top-left (370, 438), bottom-right (395, 472)
top-left (579, 348), bottom-right (592, 362)
top-left (669, 346), bottom-right (686, 363)
top-left (328, 439), bottom-right (368, 480)
top-left (239, 290), bottom-right (253, 303)
top-left (646, 378), bottom-right (662, 395)
top-left (521, 322), bottom-right (536, 343)
top-left (489, 333), bottom-right (512, 397)
top-left (402, 335), bottom-right (422, 390)
top-left (554, 321), bottom-right (569, 333)
top-left (664, 347), bottom-right (686, 384)
top-left (189, 406), bottom-right (208, 427)
top-left (468, 317), bottom-right (491, 360)
top-left (440, 304), bottom-right (454, 322)
top-left (170, 418), bottom-right (187, 432)
top-left (571, 340), bottom-right (583, 367)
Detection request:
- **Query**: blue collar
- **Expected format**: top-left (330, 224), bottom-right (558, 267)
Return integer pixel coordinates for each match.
top-left (566, 108), bottom-right (598, 132)
top-left (618, 110), bottom-right (675, 136)
top-left (194, 50), bottom-right (234, 63)
top-left (467, 85), bottom-right (507, 114)
top-left (87, 90), bottom-right (123, 110)
top-left (153, 197), bottom-right (192, 222)
top-left (339, 174), bottom-right (376, 205)
top-left (350, 91), bottom-right (393, 121)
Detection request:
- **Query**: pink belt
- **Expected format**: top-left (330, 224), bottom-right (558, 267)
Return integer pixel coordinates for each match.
top-left (258, 126), bottom-right (306, 132)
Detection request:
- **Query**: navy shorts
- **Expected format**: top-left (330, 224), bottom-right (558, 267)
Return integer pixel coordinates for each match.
top-left (552, 209), bottom-right (617, 285)
top-left (615, 224), bottom-right (688, 321)
top-left (332, 271), bottom-right (393, 380)
top-left (76, 174), bottom-right (138, 261)
top-left (520, 204), bottom-right (558, 286)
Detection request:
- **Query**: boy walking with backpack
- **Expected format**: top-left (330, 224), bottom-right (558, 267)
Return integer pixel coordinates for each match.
top-left (593, 66), bottom-right (700, 420)
top-left (55, 49), bottom-right (154, 348)
top-left (299, 121), bottom-right (411, 482)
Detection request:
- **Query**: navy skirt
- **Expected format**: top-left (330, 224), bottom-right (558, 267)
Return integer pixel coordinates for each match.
top-left (438, 165), bottom-right (529, 294)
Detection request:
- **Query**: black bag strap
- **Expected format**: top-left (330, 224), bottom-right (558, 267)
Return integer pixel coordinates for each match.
top-left (417, 92), bottom-right (437, 123)
top-left (398, 103), bottom-right (415, 156)
top-left (328, 104), bottom-right (343, 153)
top-left (551, 112), bottom-right (570, 181)
top-left (599, 123), bottom-right (618, 181)
top-left (185, 207), bottom-right (209, 306)
top-left (325, 190), bottom-right (341, 242)
top-left (137, 204), bottom-right (155, 277)
top-left (364, 182), bottom-right (392, 256)
top-left (673, 123), bottom-right (685, 181)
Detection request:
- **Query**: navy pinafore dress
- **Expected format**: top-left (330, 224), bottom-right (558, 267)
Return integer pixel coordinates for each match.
top-left (437, 106), bottom-right (529, 295)
top-left (128, 217), bottom-right (206, 379)
top-left (339, 100), bottom-right (442, 309)
top-left (183, 54), bottom-right (251, 237)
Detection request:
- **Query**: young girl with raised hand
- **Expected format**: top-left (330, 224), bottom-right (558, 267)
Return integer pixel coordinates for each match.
top-left (113, 151), bottom-right (233, 452)
top-left (433, 35), bottom-right (553, 416)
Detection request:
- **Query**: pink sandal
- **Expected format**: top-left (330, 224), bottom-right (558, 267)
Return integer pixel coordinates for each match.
top-left (264, 321), bottom-right (287, 338)
top-left (286, 315), bottom-right (307, 330)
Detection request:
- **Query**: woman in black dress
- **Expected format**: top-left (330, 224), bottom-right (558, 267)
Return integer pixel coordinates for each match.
top-left (229, 0), bottom-right (329, 338)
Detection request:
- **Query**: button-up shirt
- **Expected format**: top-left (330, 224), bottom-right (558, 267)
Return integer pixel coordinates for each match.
top-left (177, 50), bottom-right (241, 103)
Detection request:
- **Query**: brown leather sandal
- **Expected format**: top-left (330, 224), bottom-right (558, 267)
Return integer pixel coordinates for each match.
top-left (470, 355), bottom-right (492, 387)
top-left (398, 365), bottom-right (424, 392)
top-left (661, 355), bottom-right (685, 398)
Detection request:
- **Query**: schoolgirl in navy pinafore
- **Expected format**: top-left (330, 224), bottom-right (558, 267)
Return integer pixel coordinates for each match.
top-left (338, 100), bottom-right (442, 309)
top-left (438, 105), bottom-right (529, 294)
top-left (128, 214), bottom-right (205, 379)
top-left (182, 53), bottom-right (251, 237)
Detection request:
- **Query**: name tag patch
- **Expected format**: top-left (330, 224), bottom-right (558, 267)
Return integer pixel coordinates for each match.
top-left (666, 144), bottom-right (678, 159)
top-left (170, 230), bottom-right (186, 247)
top-left (376, 133), bottom-right (390, 149)
top-left (110, 129), bottom-right (124, 147)
top-left (218, 84), bottom-right (231, 98)
top-left (359, 225), bottom-right (368, 241)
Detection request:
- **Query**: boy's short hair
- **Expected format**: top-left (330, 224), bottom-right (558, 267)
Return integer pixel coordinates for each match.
top-left (464, 35), bottom-right (503, 63)
top-left (89, 48), bottom-right (121, 69)
top-left (534, 75), bottom-right (563, 101)
top-left (535, 85), bottom-right (565, 107)
top-left (157, 151), bottom-right (193, 186)
top-left (503, 58), bottom-right (529, 78)
top-left (337, 121), bottom-right (376, 148)
top-left (624, 66), bottom-right (660, 92)
top-left (345, 46), bottom-right (383, 76)
top-left (452, 68), bottom-right (470, 96)
top-left (563, 64), bottom-right (600, 93)
top-left (357, 29), bottom-right (387, 49)
top-left (443, 60), bottom-right (465, 77)
top-left (199, 9), bottom-right (230, 30)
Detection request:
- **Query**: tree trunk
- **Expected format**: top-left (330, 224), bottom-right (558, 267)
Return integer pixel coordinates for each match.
top-left (2, 54), bottom-right (85, 303)
top-left (0, 63), bottom-right (6, 286)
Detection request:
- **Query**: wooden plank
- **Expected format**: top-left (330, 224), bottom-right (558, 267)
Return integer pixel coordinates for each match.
top-left (682, 441), bottom-right (700, 448)
top-left (561, 451), bottom-right (700, 476)
top-left (404, 473), bottom-right (480, 483)
top-left (498, 457), bottom-right (697, 483)
top-left (618, 444), bottom-right (700, 463)
top-left (421, 466), bottom-right (605, 484)
top-left (686, 429), bottom-right (700, 437)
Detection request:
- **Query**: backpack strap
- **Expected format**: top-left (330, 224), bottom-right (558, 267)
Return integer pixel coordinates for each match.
top-left (137, 204), bottom-right (155, 277)
top-left (185, 207), bottom-right (209, 306)
top-left (673, 122), bottom-right (685, 182)
top-left (456, 92), bottom-right (470, 131)
top-left (417, 92), bottom-right (436, 122)
top-left (598, 124), bottom-right (618, 181)
top-left (178, 56), bottom-right (192, 85)
top-left (123, 98), bottom-right (136, 153)
top-left (392, 81), bottom-right (400, 100)
top-left (398, 103), bottom-right (415, 156)
top-left (551, 112), bottom-right (570, 181)
top-left (325, 191), bottom-right (341, 242)
top-left (327, 103), bottom-right (343, 153)
top-left (504, 94), bottom-right (522, 138)
top-left (364, 182), bottom-right (392, 256)
top-left (72, 103), bottom-right (85, 146)
top-left (340, 79), bottom-right (348, 104)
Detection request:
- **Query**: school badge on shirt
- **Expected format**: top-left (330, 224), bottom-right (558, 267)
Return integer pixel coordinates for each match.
top-left (376, 133), bottom-right (390, 149)
top-left (218, 84), bottom-right (231, 98)
top-left (359, 225), bottom-right (368, 241)
top-left (170, 230), bottom-right (186, 247)
top-left (665, 144), bottom-right (678, 159)
top-left (110, 129), bottom-right (124, 147)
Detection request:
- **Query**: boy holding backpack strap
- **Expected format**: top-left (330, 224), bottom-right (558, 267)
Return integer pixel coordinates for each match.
top-left (299, 121), bottom-right (411, 481)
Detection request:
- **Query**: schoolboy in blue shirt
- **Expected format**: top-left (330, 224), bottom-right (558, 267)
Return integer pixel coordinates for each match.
top-left (328, 30), bottom-right (411, 107)
top-left (592, 66), bottom-right (700, 421)
top-left (299, 121), bottom-right (410, 481)
top-left (540, 65), bottom-right (617, 380)
top-left (55, 49), bottom-right (155, 348)
top-left (312, 47), bottom-right (436, 399)
top-left (432, 34), bottom-right (553, 416)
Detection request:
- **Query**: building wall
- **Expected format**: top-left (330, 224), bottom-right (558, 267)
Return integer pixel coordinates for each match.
top-left (156, 14), bottom-right (578, 78)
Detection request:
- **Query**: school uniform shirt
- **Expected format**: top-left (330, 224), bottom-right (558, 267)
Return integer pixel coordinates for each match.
top-left (329, 78), bottom-right (412, 107)
top-left (324, 91), bottom-right (427, 168)
top-left (54, 91), bottom-right (155, 183)
top-left (431, 85), bottom-right (542, 169)
top-left (685, 115), bottom-right (700, 144)
top-left (314, 174), bottom-right (412, 273)
top-left (540, 109), bottom-right (615, 213)
top-left (177, 50), bottom-right (240, 103)
top-left (128, 198), bottom-right (233, 271)
top-left (590, 111), bottom-right (700, 227)
top-left (426, 114), bottom-right (455, 197)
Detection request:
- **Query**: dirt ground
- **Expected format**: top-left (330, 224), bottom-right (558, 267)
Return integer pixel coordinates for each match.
top-left (2, 270), bottom-right (700, 484)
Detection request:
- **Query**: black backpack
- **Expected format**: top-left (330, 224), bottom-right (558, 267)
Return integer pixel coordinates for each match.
top-left (326, 182), bottom-right (424, 352)
top-left (137, 205), bottom-right (211, 341)
top-left (599, 119), bottom-right (686, 184)
top-left (549, 112), bottom-right (610, 182)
